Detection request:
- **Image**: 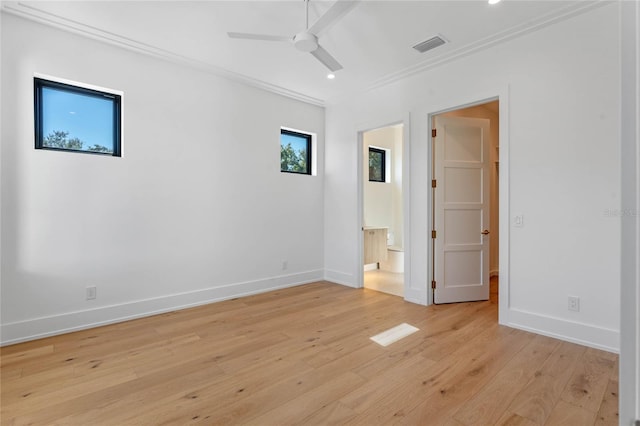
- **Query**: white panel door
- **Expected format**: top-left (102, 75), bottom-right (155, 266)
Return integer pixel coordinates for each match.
top-left (434, 116), bottom-right (490, 303)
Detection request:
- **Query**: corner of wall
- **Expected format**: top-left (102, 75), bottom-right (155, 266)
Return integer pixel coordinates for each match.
top-left (323, 269), bottom-right (357, 288)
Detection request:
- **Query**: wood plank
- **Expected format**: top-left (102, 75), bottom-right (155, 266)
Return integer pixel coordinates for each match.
top-left (495, 411), bottom-right (539, 426)
top-left (346, 325), bottom-right (532, 425)
top-left (0, 345), bottom-right (54, 367)
top-left (0, 282), bottom-right (619, 426)
top-left (500, 340), bottom-right (585, 425)
top-left (455, 337), bottom-right (586, 424)
top-left (243, 372), bottom-right (365, 425)
top-left (295, 401), bottom-right (358, 426)
top-left (545, 400), bottom-right (597, 425)
top-left (2, 367), bottom-right (138, 420)
top-left (397, 328), bottom-right (537, 425)
top-left (419, 303), bottom-right (498, 362)
top-left (452, 334), bottom-right (563, 425)
top-left (508, 374), bottom-right (569, 425)
top-left (559, 347), bottom-right (617, 413)
top-left (21, 354), bottom-right (294, 425)
top-left (143, 360), bottom-right (339, 424)
top-left (340, 351), bottom-right (435, 414)
top-left (594, 379), bottom-right (619, 426)
top-left (441, 417), bottom-right (468, 426)
top-left (0, 366), bottom-right (23, 382)
top-left (352, 332), bottom-right (433, 380)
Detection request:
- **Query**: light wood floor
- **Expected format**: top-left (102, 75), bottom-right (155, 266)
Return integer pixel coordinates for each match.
top-left (1, 281), bottom-right (618, 425)
top-left (364, 269), bottom-right (404, 297)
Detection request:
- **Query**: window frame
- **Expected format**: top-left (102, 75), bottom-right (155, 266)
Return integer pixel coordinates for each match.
top-left (34, 77), bottom-right (122, 157)
top-left (368, 146), bottom-right (387, 183)
top-left (280, 128), bottom-right (312, 175)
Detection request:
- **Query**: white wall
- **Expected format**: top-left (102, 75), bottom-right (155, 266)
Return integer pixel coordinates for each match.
top-left (363, 125), bottom-right (403, 249)
top-left (620, 0), bottom-right (640, 423)
top-left (324, 3), bottom-right (620, 351)
top-left (0, 14), bottom-right (325, 345)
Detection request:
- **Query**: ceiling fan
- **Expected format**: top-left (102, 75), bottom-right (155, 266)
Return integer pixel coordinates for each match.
top-left (227, 0), bottom-right (359, 73)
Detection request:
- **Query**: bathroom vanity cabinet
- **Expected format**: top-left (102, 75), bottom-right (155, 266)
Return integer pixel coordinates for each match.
top-left (363, 227), bottom-right (388, 265)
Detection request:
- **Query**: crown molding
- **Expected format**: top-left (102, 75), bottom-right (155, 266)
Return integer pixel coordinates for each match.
top-left (1, 1), bottom-right (326, 107)
top-left (2, 1), bottom-right (611, 109)
top-left (325, 0), bottom-right (611, 106)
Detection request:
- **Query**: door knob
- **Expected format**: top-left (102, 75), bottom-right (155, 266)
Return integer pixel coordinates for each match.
top-left (481, 229), bottom-right (490, 235)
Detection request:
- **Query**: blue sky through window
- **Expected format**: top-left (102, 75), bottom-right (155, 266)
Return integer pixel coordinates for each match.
top-left (42, 87), bottom-right (113, 148)
top-left (280, 132), bottom-right (308, 154)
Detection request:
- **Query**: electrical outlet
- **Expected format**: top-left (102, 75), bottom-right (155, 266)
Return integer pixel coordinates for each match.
top-left (282, 261), bottom-right (288, 270)
top-left (86, 286), bottom-right (97, 300)
top-left (568, 296), bottom-right (580, 312)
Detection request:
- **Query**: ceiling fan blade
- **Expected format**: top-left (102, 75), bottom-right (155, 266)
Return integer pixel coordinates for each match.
top-left (227, 32), bottom-right (291, 42)
top-left (308, 0), bottom-right (359, 36)
top-left (310, 45), bottom-right (343, 72)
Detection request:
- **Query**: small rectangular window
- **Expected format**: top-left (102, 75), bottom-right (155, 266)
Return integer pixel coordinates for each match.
top-left (34, 77), bottom-right (121, 156)
top-left (369, 147), bottom-right (386, 182)
top-left (280, 129), bottom-right (311, 175)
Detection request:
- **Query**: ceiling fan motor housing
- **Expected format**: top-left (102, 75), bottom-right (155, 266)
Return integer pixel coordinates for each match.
top-left (294, 32), bottom-right (319, 52)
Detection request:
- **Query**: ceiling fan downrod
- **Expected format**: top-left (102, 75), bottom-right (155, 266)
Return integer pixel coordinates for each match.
top-left (305, 0), bottom-right (309, 30)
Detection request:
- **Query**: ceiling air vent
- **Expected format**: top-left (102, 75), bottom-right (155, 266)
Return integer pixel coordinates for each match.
top-left (413, 35), bottom-right (447, 53)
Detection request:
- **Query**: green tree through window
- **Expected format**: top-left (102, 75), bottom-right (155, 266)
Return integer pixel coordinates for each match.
top-left (43, 130), bottom-right (111, 153)
top-left (369, 147), bottom-right (386, 182)
top-left (280, 129), bottom-right (311, 175)
top-left (280, 142), bottom-right (307, 173)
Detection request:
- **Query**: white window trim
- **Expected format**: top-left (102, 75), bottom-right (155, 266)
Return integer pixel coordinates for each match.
top-left (281, 126), bottom-right (317, 176)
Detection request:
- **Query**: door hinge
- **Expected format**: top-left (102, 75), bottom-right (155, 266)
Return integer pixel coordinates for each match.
top-left (431, 280), bottom-right (436, 289)
top-left (432, 129), bottom-right (437, 138)
top-left (431, 179), bottom-right (437, 188)
top-left (431, 230), bottom-right (436, 239)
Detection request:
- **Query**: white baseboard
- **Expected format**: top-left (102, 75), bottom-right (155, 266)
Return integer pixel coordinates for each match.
top-left (0, 270), bottom-right (324, 346)
top-left (324, 269), bottom-right (356, 287)
top-left (5, 269), bottom-right (618, 357)
top-left (363, 264), bottom-right (378, 272)
top-left (505, 308), bottom-right (619, 354)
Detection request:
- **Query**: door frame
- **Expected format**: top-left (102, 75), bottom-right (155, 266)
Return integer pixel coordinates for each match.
top-left (619, 0), bottom-right (639, 421)
top-left (425, 91), bottom-right (509, 324)
top-left (356, 115), bottom-right (411, 299)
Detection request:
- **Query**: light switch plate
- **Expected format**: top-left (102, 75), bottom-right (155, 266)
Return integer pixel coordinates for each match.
top-left (86, 286), bottom-right (97, 300)
top-left (514, 215), bottom-right (524, 227)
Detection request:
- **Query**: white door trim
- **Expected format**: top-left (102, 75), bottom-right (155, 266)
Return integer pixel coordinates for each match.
top-left (619, 0), bottom-right (640, 423)
top-left (421, 88), bottom-right (510, 324)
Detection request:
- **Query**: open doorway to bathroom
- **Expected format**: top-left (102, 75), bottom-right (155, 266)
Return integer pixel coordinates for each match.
top-left (362, 124), bottom-right (404, 297)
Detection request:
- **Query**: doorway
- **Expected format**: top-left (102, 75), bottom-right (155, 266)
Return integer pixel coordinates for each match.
top-left (431, 101), bottom-right (499, 304)
top-left (362, 124), bottom-right (405, 297)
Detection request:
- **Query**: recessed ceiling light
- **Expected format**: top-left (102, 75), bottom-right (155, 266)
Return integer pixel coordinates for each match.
top-left (488, 0), bottom-right (501, 4)
top-left (327, 73), bottom-right (336, 80)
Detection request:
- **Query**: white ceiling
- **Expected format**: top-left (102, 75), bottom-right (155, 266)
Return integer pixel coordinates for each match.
top-left (3, 0), bottom-right (600, 105)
